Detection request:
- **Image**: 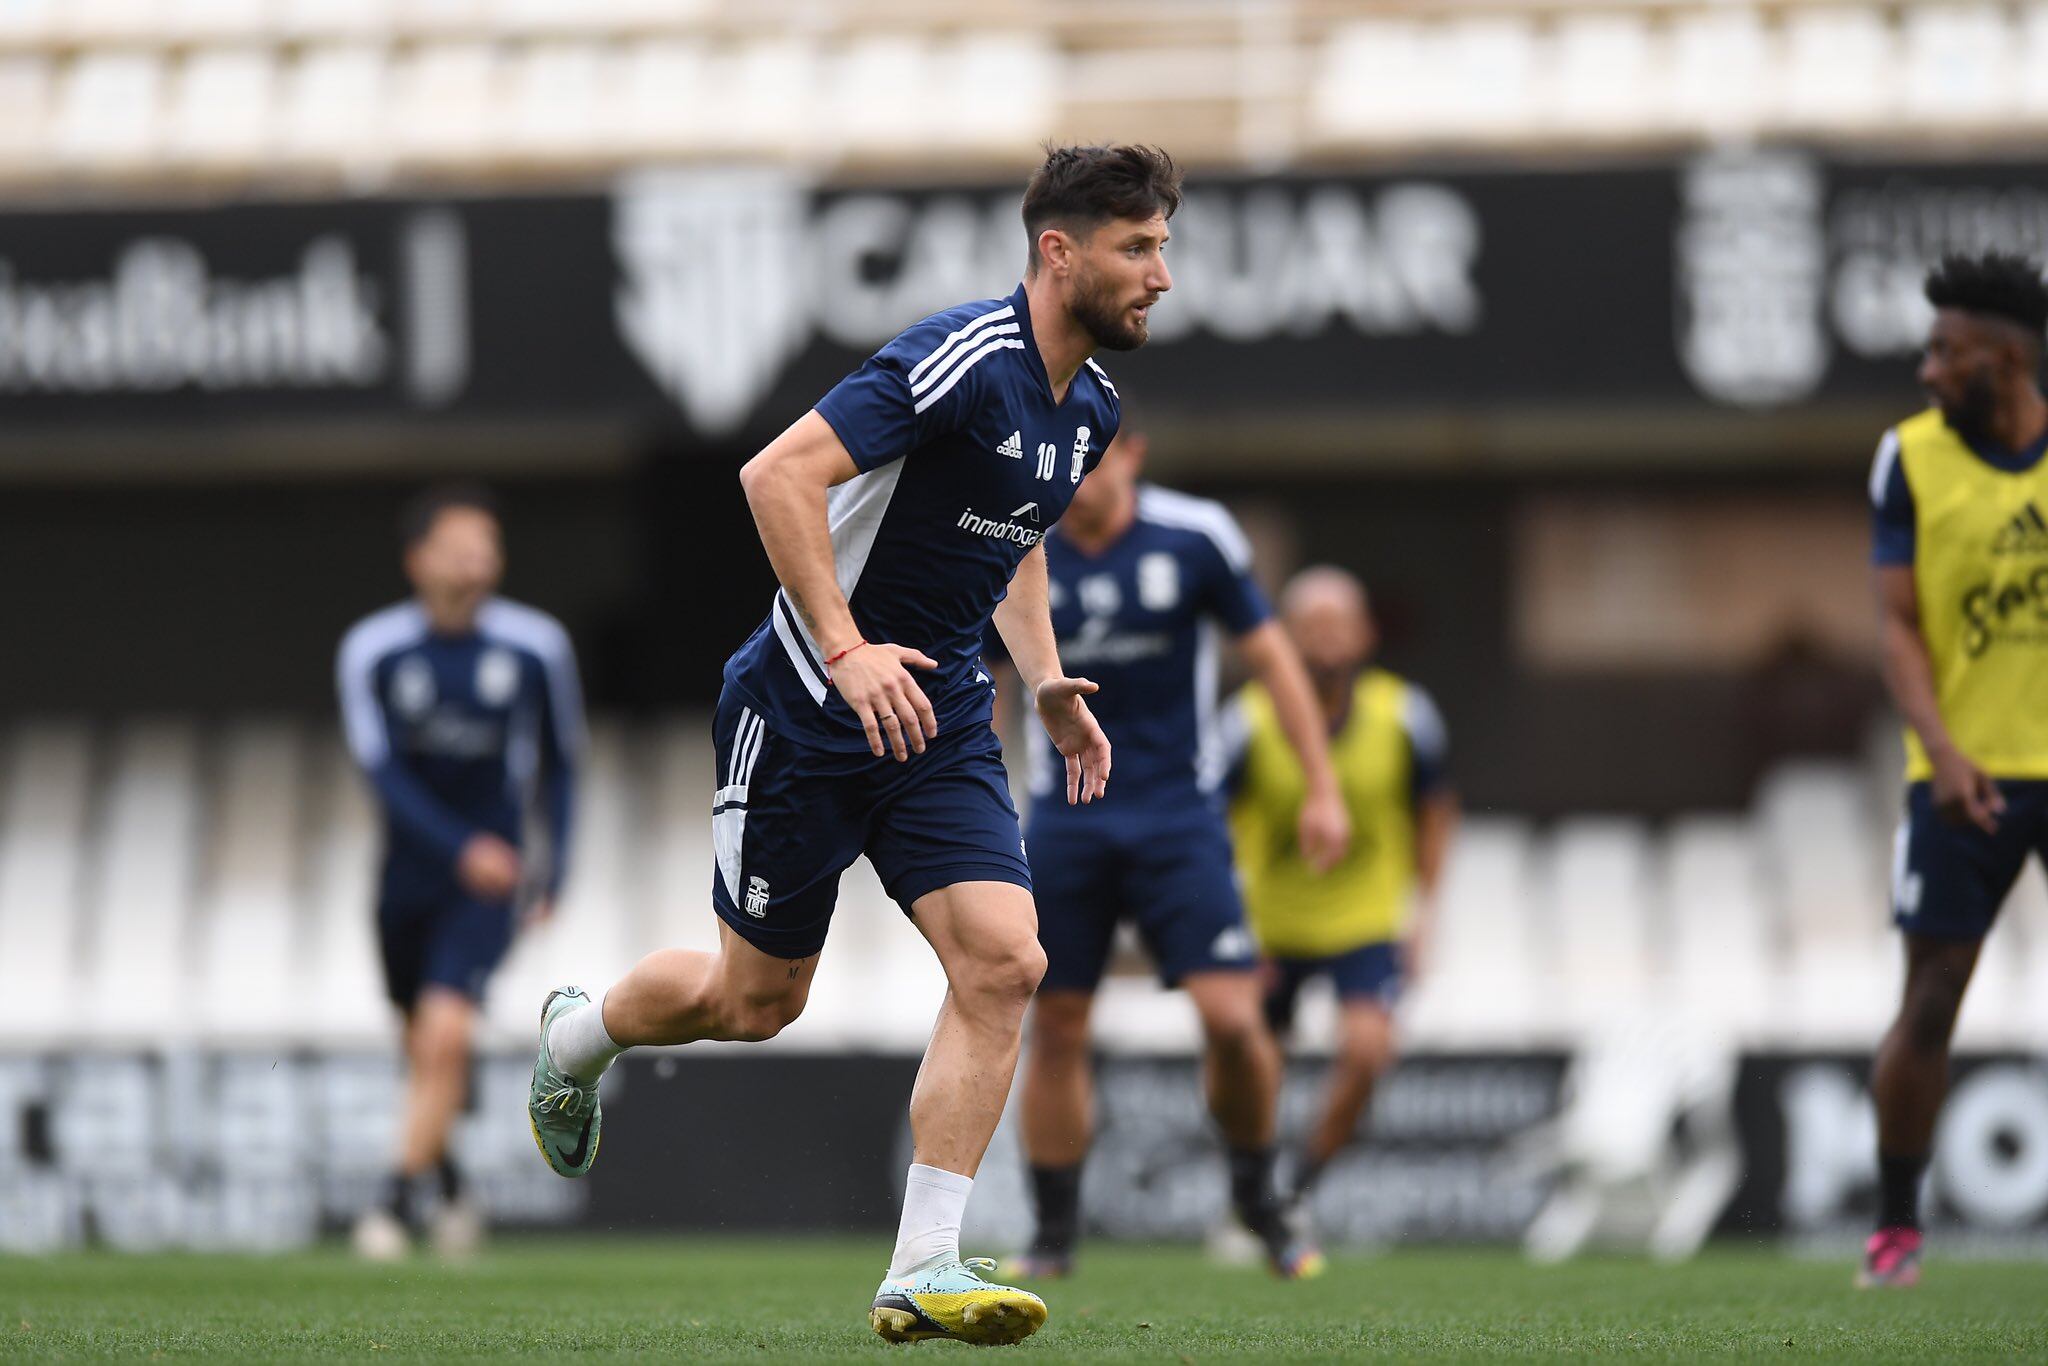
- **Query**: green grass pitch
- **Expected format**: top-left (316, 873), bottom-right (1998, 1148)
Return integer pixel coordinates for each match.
top-left (5, 1238), bottom-right (2044, 1362)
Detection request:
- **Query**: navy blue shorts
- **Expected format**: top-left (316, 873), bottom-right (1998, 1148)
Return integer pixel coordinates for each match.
top-left (1027, 804), bottom-right (1257, 993)
top-left (710, 686), bottom-right (1032, 960)
top-left (1892, 779), bottom-right (2048, 941)
top-left (1263, 941), bottom-right (1404, 1035)
top-left (377, 893), bottom-right (514, 1008)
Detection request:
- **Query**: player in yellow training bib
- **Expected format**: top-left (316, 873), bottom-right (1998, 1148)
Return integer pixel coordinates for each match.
top-left (1863, 252), bottom-right (2048, 1291)
top-left (1224, 566), bottom-right (1458, 1212)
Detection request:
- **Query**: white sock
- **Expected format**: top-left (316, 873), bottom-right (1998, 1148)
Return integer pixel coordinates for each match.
top-left (886, 1163), bottom-right (974, 1279)
top-left (547, 989), bottom-right (625, 1080)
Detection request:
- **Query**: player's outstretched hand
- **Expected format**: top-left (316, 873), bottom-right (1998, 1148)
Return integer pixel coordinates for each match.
top-left (1932, 746), bottom-right (2006, 834)
top-left (831, 641), bottom-right (939, 761)
top-left (1036, 676), bottom-right (1111, 805)
top-left (1296, 785), bottom-right (1351, 874)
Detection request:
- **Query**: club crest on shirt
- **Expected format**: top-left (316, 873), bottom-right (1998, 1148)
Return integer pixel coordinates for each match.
top-left (1078, 574), bottom-right (1121, 618)
top-left (477, 647), bottom-right (520, 707)
top-left (390, 657), bottom-right (436, 718)
top-left (1070, 426), bottom-right (1091, 484)
top-left (1138, 552), bottom-right (1181, 611)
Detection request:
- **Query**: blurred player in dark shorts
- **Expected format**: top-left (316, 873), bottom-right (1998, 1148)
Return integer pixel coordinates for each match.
top-left (337, 484), bottom-right (582, 1259)
top-left (1007, 432), bottom-right (1349, 1280)
top-left (1862, 253), bottom-right (2048, 1288)
top-left (1227, 567), bottom-right (1456, 1219)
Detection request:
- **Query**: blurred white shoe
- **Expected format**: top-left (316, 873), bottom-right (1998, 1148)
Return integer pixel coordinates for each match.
top-left (430, 1198), bottom-right (486, 1261)
top-left (352, 1207), bottom-right (410, 1262)
top-left (1203, 1218), bottom-right (1264, 1268)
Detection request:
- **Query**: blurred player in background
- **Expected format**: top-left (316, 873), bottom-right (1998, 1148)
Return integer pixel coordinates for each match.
top-left (1007, 432), bottom-right (1348, 1280)
top-left (1226, 567), bottom-right (1456, 1217)
top-left (525, 145), bottom-right (1178, 1347)
top-left (336, 483), bottom-right (584, 1260)
top-left (1864, 252), bottom-right (2048, 1289)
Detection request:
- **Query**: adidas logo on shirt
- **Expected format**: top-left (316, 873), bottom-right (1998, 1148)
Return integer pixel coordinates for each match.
top-left (997, 431), bottom-right (1023, 460)
top-left (1991, 502), bottom-right (2048, 555)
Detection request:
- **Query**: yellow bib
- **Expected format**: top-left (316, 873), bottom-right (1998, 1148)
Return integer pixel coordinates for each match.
top-left (1897, 407), bottom-right (2048, 781)
top-left (1229, 670), bottom-right (1418, 957)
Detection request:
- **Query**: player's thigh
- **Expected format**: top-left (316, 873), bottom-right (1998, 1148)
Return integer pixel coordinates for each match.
top-left (1122, 816), bottom-right (1258, 989)
top-left (711, 689), bottom-right (869, 962)
top-left (1023, 818), bottom-right (1124, 995)
top-left (908, 880), bottom-right (1047, 1000)
top-left (418, 897), bottom-right (516, 1004)
top-left (1891, 781), bottom-right (2032, 942)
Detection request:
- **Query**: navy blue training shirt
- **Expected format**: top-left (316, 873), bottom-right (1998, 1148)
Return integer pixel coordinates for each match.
top-left (1025, 484), bottom-right (1270, 819)
top-left (723, 283), bottom-right (1122, 753)
top-left (337, 597), bottom-right (583, 904)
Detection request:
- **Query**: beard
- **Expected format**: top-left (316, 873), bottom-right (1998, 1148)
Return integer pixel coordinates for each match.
top-left (1939, 372), bottom-right (2000, 446)
top-left (1070, 268), bottom-right (1151, 352)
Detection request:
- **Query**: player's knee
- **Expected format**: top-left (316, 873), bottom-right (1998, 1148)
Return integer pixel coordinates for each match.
top-left (410, 996), bottom-right (474, 1071)
top-left (1899, 984), bottom-right (1965, 1053)
top-left (964, 937), bottom-right (1047, 1009)
top-left (1031, 995), bottom-right (1093, 1056)
top-left (1337, 1011), bottom-right (1397, 1077)
top-left (1198, 1002), bottom-right (1265, 1058)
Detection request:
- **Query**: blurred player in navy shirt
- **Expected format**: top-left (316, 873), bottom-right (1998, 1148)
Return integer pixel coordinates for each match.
top-left (1006, 431), bottom-right (1349, 1279)
top-left (337, 484), bottom-right (583, 1260)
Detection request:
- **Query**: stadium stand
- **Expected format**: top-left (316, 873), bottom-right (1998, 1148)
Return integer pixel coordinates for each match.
top-left (0, 2), bottom-right (2046, 185)
top-left (5, 712), bottom-right (2040, 1055)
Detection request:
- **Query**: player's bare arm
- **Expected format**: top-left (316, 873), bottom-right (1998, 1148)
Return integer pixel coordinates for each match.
top-left (1239, 620), bottom-right (1350, 872)
top-left (1405, 790), bottom-right (1461, 983)
top-left (994, 543), bottom-right (1110, 804)
top-left (738, 410), bottom-right (940, 762)
top-left (1874, 563), bottom-right (2004, 833)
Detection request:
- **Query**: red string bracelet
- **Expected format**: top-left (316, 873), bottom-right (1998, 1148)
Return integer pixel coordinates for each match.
top-left (824, 640), bottom-right (867, 668)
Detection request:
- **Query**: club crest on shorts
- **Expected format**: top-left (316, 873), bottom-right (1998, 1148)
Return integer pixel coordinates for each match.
top-left (745, 875), bottom-right (771, 919)
top-left (1210, 926), bottom-right (1254, 962)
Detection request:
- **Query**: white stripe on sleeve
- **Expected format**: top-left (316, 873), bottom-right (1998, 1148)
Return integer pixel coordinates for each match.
top-left (335, 602), bottom-right (428, 768)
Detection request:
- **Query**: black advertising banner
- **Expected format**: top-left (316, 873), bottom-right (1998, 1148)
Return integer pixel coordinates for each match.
top-left (3, 153), bottom-right (2047, 448)
top-left (6, 1047), bottom-right (2048, 1250)
top-left (1725, 1052), bottom-right (2048, 1251)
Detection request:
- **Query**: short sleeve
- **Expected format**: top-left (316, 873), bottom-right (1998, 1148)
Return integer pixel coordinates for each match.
top-left (1217, 690), bottom-right (1253, 797)
top-left (1195, 508), bottom-right (1270, 636)
top-left (815, 313), bottom-right (1005, 472)
top-left (1402, 684), bottom-right (1450, 802)
top-left (1869, 428), bottom-right (1915, 567)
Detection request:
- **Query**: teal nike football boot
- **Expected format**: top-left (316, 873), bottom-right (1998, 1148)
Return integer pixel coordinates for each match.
top-left (870, 1257), bottom-right (1048, 1346)
top-left (527, 986), bottom-right (603, 1178)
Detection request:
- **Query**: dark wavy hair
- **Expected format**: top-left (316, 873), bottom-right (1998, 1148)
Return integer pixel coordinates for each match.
top-left (1021, 144), bottom-right (1183, 273)
top-left (1925, 251), bottom-right (2048, 338)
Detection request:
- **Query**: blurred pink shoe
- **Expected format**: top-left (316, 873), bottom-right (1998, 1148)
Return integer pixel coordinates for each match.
top-left (1856, 1227), bottom-right (1922, 1288)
